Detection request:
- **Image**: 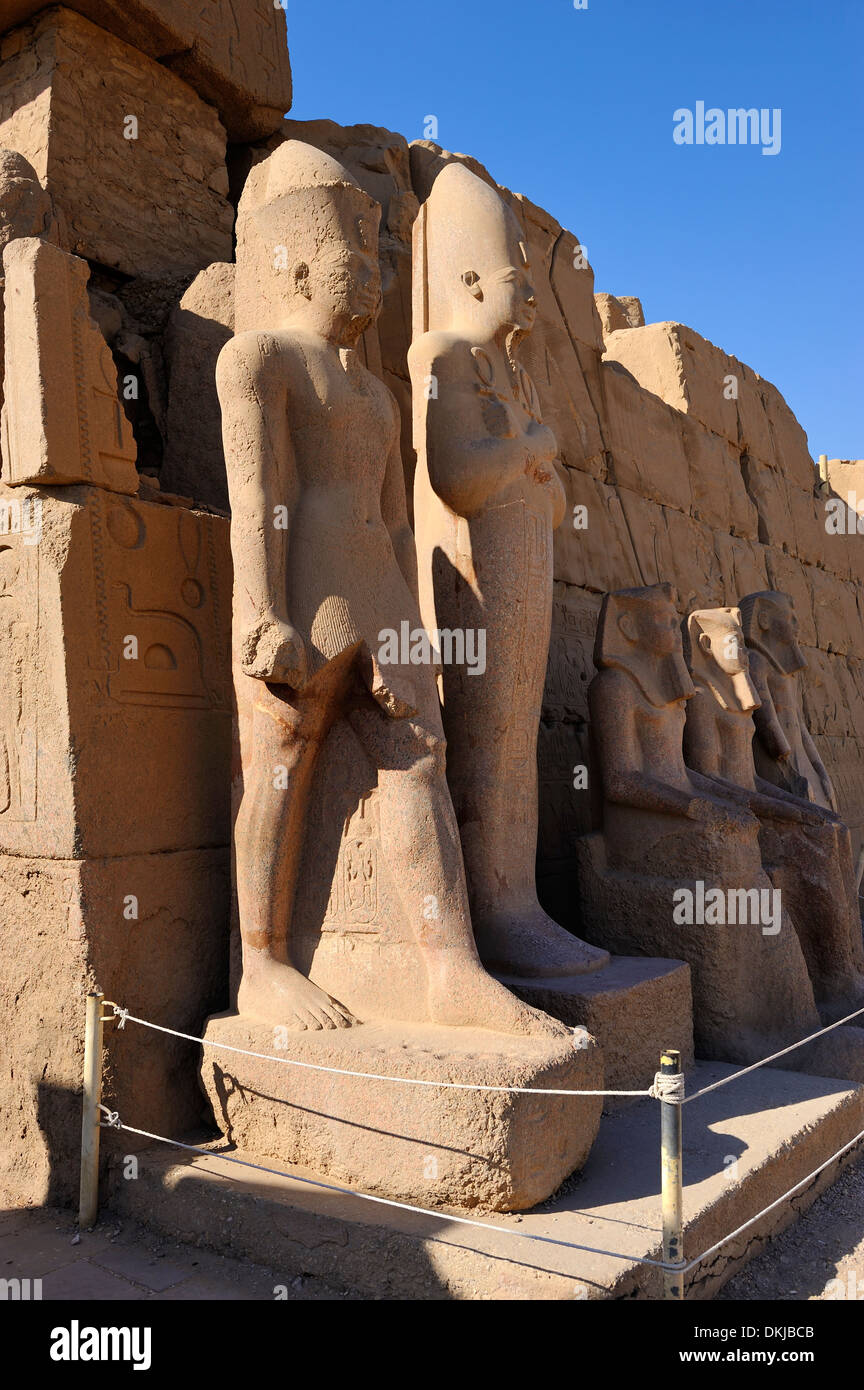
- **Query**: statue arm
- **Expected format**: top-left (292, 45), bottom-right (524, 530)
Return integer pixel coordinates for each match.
top-left (589, 672), bottom-right (696, 817)
top-left (410, 336), bottom-right (539, 517)
top-left (380, 420), bottom-right (419, 603)
top-left (216, 332), bottom-right (306, 686)
top-left (801, 722), bottom-right (837, 809)
top-left (749, 658), bottom-right (792, 761)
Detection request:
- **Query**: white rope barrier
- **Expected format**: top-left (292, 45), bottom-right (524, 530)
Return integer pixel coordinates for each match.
top-left (100, 1115), bottom-right (677, 1271)
top-left (682, 1002), bottom-right (864, 1106)
top-left (109, 1006), bottom-right (651, 1098)
top-left (99, 1113), bottom-right (864, 1281)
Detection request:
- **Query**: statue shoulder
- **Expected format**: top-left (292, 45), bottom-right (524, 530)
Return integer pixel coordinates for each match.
top-left (408, 330), bottom-right (472, 375)
top-left (217, 329), bottom-right (311, 380)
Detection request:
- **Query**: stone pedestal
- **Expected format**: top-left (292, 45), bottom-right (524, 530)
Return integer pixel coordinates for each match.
top-left (200, 1011), bottom-right (603, 1213)
top-left (499, 956), bottom-right (695, 1100)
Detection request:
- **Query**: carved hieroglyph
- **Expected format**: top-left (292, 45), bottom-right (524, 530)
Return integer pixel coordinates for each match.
top-left (411, 161), bottom-right (608, 980)
top-left (1, 238), bottom-right (137, 493)
top-left (685, 603), bottom-right (864, 1020)
top-left (205, 140), bottom-right (602, 1210)
top-left (580, 583), bottom-right (830, 1064)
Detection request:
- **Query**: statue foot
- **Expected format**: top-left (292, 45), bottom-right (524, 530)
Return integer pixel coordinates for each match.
top-left (237, 961), bottom-right (356, 1032)
top-left (473, 908), bottom-right (610, 980)
top-left (427, 955), bottom-right (571, 1040)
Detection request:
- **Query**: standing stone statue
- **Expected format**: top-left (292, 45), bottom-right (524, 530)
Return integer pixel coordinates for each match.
top-left (410, 160), bottom-right (607, 979)
top-left (216, 141), bottom-right (564, 1038)
top-left (685, 604), bottom-right (864, 1019)
top-left (0, 151), bottom-right (53, 418)
top-left (740, 590), bottom-right (837, 808)
top-left (581, 583), bottom-right (828, 1063)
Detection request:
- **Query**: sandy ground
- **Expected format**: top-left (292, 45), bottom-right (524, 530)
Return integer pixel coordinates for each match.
top-left (719, 1154), bottom-right (864, 1300)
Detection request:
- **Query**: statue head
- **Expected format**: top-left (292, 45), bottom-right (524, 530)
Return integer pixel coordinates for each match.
top-left (234, 140), bottom-right (382, 344)
top-left (413, 161), bottom-right (536, 341)
top-left (594, 584), bottom-right (695, 708)
top-left (684, 607), bottom-right (760, 713)
top-left (739, 591), bottom-right (805, 676)
top-left (0, 150), bottom-right (52, 261)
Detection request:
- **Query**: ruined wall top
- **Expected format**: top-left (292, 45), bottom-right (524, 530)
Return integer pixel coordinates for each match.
top-left (0, 1), bottom-right (292, 139)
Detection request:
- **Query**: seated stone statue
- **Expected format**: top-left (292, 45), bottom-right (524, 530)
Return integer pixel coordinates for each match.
top-left (583, 583), bottom-right (824, 1063)
top-left (216, 140), bottom-right (563, 1040)
top-left (740, 589), bottom-right (836, 807)
top-left (409, 159), bottom-right (606, 980)
top-left (686, 601), bottom-right (864, 1020)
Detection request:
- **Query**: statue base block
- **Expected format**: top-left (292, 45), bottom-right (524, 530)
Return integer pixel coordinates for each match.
top-left (497, 956), bottom-right (695, 1103)
top-left (200, 1012), bottom-right (603, 1213)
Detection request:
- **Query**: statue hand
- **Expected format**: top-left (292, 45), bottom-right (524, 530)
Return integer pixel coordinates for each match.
top-left (241, 616), bottom-right (307, 688)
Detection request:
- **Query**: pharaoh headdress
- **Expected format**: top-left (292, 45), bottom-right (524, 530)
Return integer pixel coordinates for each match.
top-left (594, 584), bottom-right (695, 708)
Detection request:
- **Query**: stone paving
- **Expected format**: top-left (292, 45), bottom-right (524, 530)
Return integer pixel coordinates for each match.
top-left (0, 1204), bottom-right (355, 1301)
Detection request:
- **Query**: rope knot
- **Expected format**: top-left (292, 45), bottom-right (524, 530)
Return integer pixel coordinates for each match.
top-left (112, 1005), bottom-right (129, 1030)
top-left (98, 1105), bottom-right (121, 1129)
top-left (650, 1071), bottom-right (685, 1104)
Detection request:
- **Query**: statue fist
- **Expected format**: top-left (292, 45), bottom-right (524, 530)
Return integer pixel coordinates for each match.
top-left (241, 616), bottom-right (307, 688)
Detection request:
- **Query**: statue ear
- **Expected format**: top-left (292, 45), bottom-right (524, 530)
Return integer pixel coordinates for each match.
top-left (294, 262), bottom-right (311, 299)
top-left (618, 612), bottom-right (637, 643)
top-left (462, 270), bottom-right (483, 300)
top-left (758, 610), bottom-right (771, 632)
top-left (698, 632), bottom-right (712, 653)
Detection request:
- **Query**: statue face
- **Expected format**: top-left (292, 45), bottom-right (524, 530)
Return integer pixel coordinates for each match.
top-left (702, 619), bottom-right (749, 677)
top-left (462, 260), bottom-right (537, 335)
top-left (756, 601), bottom-right (805, 675)
top-left (292, 205), bottom-right (382, 346)
top-left (619, 596), bottom-right (680, 655)
top-left (0, 174), bottom-right (50, 252)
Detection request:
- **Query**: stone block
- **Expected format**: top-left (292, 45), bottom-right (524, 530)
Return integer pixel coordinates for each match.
top-left (201, 1012), bottom-right (603, 1213)
top-left (1, 237), bottom-right (138, 492)
top-left (554, 471), bottom-right (641, 592)
top-left (682, 418), bottom-right (757, 538)
top-left (0, 9), bottom-right (233, 277)
top-left (594, 292), bottom-right (644, 337)
top-left (0, 483), bottom-right (232, 860)
top-left (500, 956), bottom-right (695, 1102)
top-left (0, 1), bottom-right (292, 140)
top-left (604, 321), bottom-right (740, 444)
top-left (0, 846), bottom-right (229, 1204)
top-left (602, 360), bottom-right (691, 512)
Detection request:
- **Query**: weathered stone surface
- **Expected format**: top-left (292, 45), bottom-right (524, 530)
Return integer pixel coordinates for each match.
top-left (0, 846), bottom-right (229, 1204)
top-left (411, 159), bottom-right (605, 981)
top-left (500, 956), bottom-right (695, 1100)
top-left (113, 1068), bottom-right (864, 1299)
top-left (683, 603), bottom-right (864, 1022)
top-left (0, 9), bottom-right (233, 277)
top-left (0, 483), bottom-right (232, 860)
top-left (682, 418), bottom-right (757, 538)
top-left (1, 238), bottom-right (138, 492)
top-left (594, 292), bottom-right (644, 336)
top-left (0, 148), bottom-right (54, 417)
top-left (201, 1013), bottom-right (603, 1213)
top-left (604, 322), bottom-right (740, 444)
top-left (603, 361), bottom-right (691, 512)
top-left (582, 583), bottom-right (824, 1064)
top-left (0, 1), bottom-right (292, 140)
top-left (161, 262), bottom-right (234, 509)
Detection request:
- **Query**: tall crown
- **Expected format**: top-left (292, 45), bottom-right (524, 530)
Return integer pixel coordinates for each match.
top-left (234, 140), bottom-right (380, 333)
top-left (413, 161), bottom-right (529, 335)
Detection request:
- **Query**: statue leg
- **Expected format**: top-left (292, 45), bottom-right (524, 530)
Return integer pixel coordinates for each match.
top-left (348, 702), bottom-right (569, 1038)
top-left (235, 656), bottom-right (358, 1031)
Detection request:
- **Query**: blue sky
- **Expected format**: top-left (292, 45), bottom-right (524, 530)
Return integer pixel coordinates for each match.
top-left (285, 0), bottom-right (862, 459)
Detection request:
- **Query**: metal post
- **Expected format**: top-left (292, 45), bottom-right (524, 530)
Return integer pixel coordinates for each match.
top-left (660, 1047), bottom-right (685, 1300)
top-left (78, 991), bottom-right (104, 1229)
